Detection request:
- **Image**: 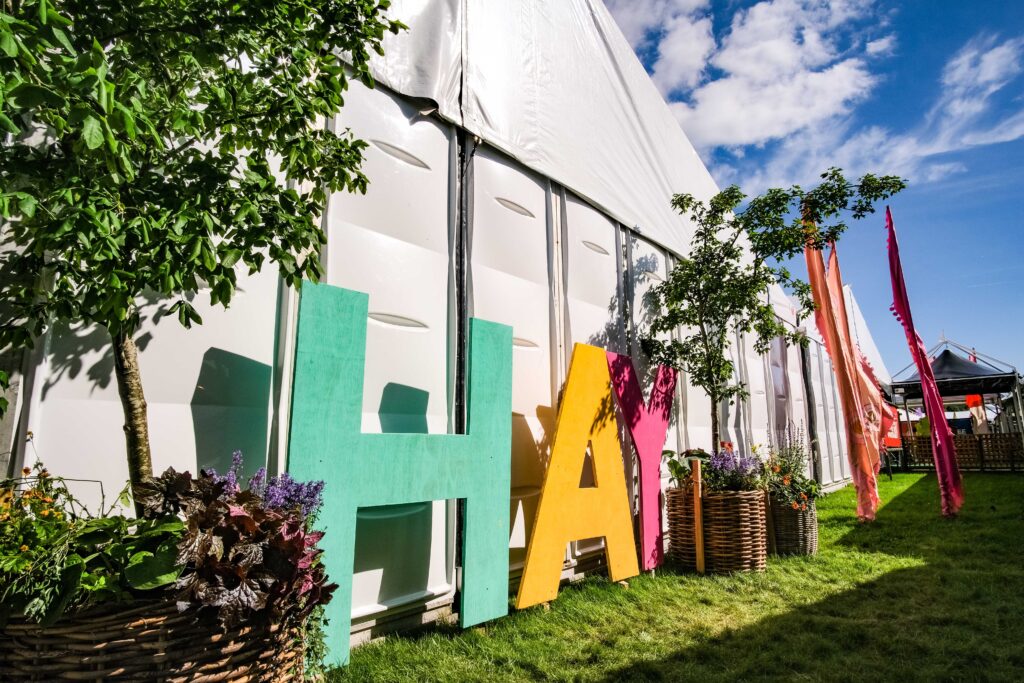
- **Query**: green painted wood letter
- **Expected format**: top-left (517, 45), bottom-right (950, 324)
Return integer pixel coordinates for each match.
top-left (287, 283), bottom-right (513, 664)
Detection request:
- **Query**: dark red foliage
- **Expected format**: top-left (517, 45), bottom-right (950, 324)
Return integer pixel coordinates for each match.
top-left (140, 468), bottom-right (335, 627)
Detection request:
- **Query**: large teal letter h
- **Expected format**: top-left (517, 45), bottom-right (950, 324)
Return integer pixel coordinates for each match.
top-left (287, 283), bottom-right (513, 664)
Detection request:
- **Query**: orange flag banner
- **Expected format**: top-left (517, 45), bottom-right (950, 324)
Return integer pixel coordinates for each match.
top-left (805, 243), bottom-right (882, 520)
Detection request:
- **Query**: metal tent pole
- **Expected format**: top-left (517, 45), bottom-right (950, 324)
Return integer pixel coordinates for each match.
top-left (1014, 380), bottom-right (1024, 470)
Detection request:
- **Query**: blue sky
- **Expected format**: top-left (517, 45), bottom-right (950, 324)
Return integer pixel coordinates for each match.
top-left (606, 0), bottom-right (1024, 377)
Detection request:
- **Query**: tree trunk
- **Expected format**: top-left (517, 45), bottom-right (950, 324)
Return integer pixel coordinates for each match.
top-left (112, 331), bottom-right (153, 495)
top-left (710, 399), bottom-right (720, 454)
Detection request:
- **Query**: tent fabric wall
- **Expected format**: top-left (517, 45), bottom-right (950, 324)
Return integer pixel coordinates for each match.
top-left (843, 285), bottom-right (893, 392)
top-left (17, 261), bottom-right (280, 510)
top-left (468, 145), bottom-right (557, 574)
top-left (322, 84), bottom-right (458, 625)
top-left (10, 2), bottom-right (875, 643)
top-left (370, 0), bottom-right (719, 259)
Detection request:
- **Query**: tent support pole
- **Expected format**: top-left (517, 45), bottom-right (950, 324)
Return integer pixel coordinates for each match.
top-left (1014, 382), bottom-right (1024, 470)
top-left (903, 401), bottom-right (914, 470)
top-left (895, 401), bottom-right (906, 472)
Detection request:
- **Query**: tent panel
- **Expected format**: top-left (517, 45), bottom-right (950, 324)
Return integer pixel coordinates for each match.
top-left (323, 82), bottom-right (456, 622)
top-left (741, 332), bottom-right (772, 450)
top-left (470, 146), bottom-right (555, 572)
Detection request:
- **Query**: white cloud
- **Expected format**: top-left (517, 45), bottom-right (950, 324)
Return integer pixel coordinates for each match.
top-left (651, 15), bottom-right (715, 93)
top-left (607, 1), bottom-right (1024, 194)
top-left (672, 58), bottom-right (874, 147)
top-left (942, 35), bottom-right (1022, 94)
top-left (717, 35), bottom-right (1024, 193)
top-left (604, 0), bottom-right (710, 49)
top-left (865, 34), bottom-right (896, 56)
top-left (665, 0), bottom-right (879, 150)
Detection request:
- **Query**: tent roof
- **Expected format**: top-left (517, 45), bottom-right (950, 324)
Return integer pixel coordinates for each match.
top-left (842, 285), bottom-right (892, 390)
top-left (363, 0), bottom-right (719, 259)
top-left (892, 349), bottom-right (1019, 400)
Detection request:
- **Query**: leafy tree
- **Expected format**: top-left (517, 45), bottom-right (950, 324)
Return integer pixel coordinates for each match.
top-left (0, 0), bottom-right (403, 490)
top-left (642, 169), bottom-right (905, 452)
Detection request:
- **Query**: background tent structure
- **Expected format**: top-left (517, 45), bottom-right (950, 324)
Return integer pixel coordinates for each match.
top-left (892, 338), bottom-right (1024, 470)
top-left (1, 0), bottom-right (877, 645)
top-left (843, 285), bottom-right (893, 394)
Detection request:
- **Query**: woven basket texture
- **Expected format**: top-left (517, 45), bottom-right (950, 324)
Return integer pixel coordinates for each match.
top-left (0, 600), bottom-right (302, 682)
top-left (769, 497), bottom-right (819, 556)
top-left (666, 486), bottom-right (768, 573)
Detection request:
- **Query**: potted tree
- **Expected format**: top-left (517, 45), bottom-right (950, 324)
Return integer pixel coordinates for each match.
top-left (641, 170), bottom-right (905, 455)
top-left (0, 0), bottom-right (402, 495)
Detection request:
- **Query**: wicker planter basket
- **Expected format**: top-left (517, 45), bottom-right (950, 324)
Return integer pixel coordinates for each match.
top-left (769, 497), bottom-right (818, 556)
top-left (0, 600), bottom-right (303, 682)
top-left (666, 486), bottom-right (768, 573)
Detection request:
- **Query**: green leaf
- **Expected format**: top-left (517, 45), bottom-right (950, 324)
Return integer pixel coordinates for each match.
top-left (40, 558), bottom-right (84, 627)
top-left (113, 102), bottom-right (137, 139)
top-left (133, 516), bottom-right (185, 539)
top-left (201, 243), bottom-right (216, 271)
top-left (49, 26), bottom-right (74, 53)
top-left (9, 83), bottom-right (63, 108)
top-left (0, 112), bottom-right (18, 134)
top-left (17, 193), bottom-right (36, 217)
top-left (0, 32), bottom-right (16, 57)
top-left (123, 541), bottom-right (182, 590)
top-left (81, 115), bottom-right (103, 149)
top-left (221, 248), bottom-right (242, 269)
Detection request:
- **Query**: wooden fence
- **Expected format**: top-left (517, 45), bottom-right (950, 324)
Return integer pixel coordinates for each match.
top-left (903, 433), bottom-right (1023, 471)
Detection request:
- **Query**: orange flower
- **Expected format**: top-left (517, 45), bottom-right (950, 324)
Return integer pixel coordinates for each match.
top-left (19, 545), bottom-right (29, 553)
top-left (39, 470), bottom-right (49, 478)
top-left (39, 509), bottom-right (51, 517)
top-left (22, 467), bottom-right (31, 476)
top-left (772, 465), bottom-right (781, 473)
top-left (800, 492), bottom-right (808, 501)
top-left (782, 476), bottom-right (791, 486)
top-left (801, 503), bottom-right (808, 511)
top-left (791, 501), bottom-right (799, 510)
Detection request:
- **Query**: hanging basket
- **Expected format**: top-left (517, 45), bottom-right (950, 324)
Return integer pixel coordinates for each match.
top-left (0, 600), bottom-right (303, 682)
top-left (666, 486), bottom-right (768, 573)
top-left (769, 497), bottom-right (819, 556)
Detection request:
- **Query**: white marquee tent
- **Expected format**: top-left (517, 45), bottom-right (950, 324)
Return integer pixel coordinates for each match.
top-left (5, 0), bottom-right (869, 643)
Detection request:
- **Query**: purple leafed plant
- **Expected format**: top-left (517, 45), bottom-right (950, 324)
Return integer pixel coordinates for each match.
top-left (136, 452), bottom-right (334, 627)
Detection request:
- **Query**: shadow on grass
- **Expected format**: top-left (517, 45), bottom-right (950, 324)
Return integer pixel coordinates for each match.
top-left (602, 474), bottom-right (1024, 682)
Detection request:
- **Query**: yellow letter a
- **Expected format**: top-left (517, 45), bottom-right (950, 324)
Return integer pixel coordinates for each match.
top-left (515, 343), bottom-right (640, 609)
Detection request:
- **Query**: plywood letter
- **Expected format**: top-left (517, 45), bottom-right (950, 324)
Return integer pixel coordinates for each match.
top-left (606, 352), bottom-right (677, 570)
top-left (287, 283), bottom-right (512, 664)
top-left (515, 343), bottom-right (639, 609)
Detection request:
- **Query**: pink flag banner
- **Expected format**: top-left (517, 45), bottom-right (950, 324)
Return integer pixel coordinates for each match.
top-left (805, 242), bottom-right (882, 520)
top-left (886, 207), bottom-right (964, 516)
top-left (606, 352), bottom-right (677, 570)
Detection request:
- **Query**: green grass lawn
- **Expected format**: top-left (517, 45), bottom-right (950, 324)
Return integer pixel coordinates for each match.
top-left (330, 474), bottom-right (1024, 682)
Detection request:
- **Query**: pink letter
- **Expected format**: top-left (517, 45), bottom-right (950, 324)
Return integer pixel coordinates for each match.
top-left (606, 352), bottom-right (677, 570)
